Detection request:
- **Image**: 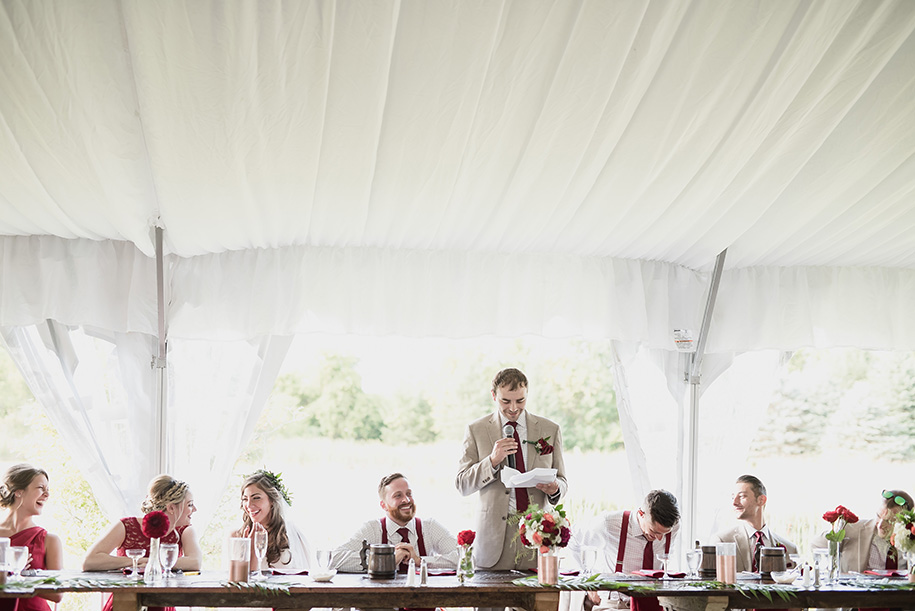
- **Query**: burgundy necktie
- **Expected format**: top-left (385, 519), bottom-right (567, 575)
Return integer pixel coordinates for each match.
top-left (886, 546), bottom-right (898, 570)
top-left (642, 538), bottom-right (654, 570)
top-left (507, 421), bottom-right (529, 511)
top-left (397, 527), bottom-right (411, 573)
top-left (752, 531), bottom-right (765, 572)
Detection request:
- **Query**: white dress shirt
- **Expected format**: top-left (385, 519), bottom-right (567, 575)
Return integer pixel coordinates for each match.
top-left (332, 516), bottom-right (459, 572)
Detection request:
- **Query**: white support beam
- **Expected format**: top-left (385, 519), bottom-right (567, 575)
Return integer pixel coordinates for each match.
top-left (682, 249), bottom-right (727, 551)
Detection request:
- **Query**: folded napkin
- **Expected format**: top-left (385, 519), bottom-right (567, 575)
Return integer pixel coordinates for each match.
top-left (631, 569), bottom-right (686, 578)
top-left (864, 569), bottom-right (907, 577)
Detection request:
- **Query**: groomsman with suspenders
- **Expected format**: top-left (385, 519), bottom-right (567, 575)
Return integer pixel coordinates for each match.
top-left (569, 490), bottom-right (680, 611)
top-left (333, 473), bottom-right (458, 573)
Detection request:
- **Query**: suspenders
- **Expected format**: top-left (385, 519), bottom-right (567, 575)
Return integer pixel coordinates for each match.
top-left (380, 517), bottom-right (428, 557)
top-left (615, 510), bottom-right (671, 573)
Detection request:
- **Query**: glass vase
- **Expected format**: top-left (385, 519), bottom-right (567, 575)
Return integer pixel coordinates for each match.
top-left (538, 550), bottom-right (558, 585)
top-left (907, 551), bottom-right (915, 583)
top-left (144, 537), bottom-right (163, 585)
top-left (458, 544), bottom-right (474, 583)
top-left (825, 539), bottom-right (840, 584)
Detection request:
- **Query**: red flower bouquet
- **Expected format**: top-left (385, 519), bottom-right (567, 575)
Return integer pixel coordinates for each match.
top-left (142, 510), bottom-right (170, 539)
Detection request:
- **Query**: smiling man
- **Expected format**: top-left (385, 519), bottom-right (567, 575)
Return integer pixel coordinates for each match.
top-left (455, 367), bottom-right (568, 577)
top-left (712, 475), bottom-right (798, 573)
top-left (333, 473), bottom-right (458, 573)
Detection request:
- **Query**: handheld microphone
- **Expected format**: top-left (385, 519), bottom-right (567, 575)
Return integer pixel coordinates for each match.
top-left (502, 423), bottom-right (516, 469)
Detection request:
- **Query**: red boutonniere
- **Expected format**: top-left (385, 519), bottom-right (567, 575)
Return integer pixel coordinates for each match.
top-left (524, 436), bottom-right (554, 455)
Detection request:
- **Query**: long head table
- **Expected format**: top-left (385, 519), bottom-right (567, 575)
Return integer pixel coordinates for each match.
top-left (3, 570), bottom-right (915, 610)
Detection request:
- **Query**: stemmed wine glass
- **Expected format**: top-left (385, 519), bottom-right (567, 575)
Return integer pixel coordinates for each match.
top-left (685, 549), bottom-right (702, 579)
top-left (656, 552), bottom-right (670, 579)
top-left (579, 545), bottom-right (598, 576)
top-left (159, 543), bottom-right (179, 583)
top-left (126, 549), bottom-right (145, 580)
top-left (315, 550), bottom-right (332, 573)
top-left (252, 523), bottom-right (268, 580)
top-left (9, 546), bottom-right (29, 579)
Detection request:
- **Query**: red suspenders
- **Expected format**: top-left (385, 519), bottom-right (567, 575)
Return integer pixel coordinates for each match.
top-left (615, 510), bottom-right (671, 573)
top-left (380, 517), bottom-right (428, 557)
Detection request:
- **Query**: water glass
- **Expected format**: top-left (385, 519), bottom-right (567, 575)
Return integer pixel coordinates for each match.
top-left (685, 549), bottom-right (702, 578)
top-left (579, 545), bottom-right (598, 576)
top-left (9, 546), bottom-right (29, 579)
top-left (159, 543), bottom-right (179, 582)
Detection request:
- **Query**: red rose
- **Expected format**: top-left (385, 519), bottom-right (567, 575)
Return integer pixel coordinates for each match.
top-left (538, 439), bottom-right (554, 455)
top-left (822, 510), bottom-right (839, 523)
top-left (559, 526), bottom-right (571, 546)
top-left (840, 507), bottom-right (859, 524)
top-left (457, 530), bottom-right (476, 546)
top-left (520, 534), bottom-right (531, 546)
top-left (142, 510), bottom-right (170, 539)
top-left (541, 520), bottom-right (556, 534)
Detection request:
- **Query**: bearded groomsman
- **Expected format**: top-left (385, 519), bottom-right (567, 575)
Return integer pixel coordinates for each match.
top-left (334, 473), bottom-right (458, 572)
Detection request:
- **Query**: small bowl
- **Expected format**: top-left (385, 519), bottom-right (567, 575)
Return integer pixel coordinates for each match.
top-left (310, 568), bottom-right (336, 582)
top-left (770, 570), bottom-right (797, 584)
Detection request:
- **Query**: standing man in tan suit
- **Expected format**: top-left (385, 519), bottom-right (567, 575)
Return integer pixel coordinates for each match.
top-left (455, 367), bottom-right (568, 574)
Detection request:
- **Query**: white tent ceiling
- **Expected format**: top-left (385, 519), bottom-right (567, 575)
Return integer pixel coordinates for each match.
top-left (2, 0), bottom-right (915, 349)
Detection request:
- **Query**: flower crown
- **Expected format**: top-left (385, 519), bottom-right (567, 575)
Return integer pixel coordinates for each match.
top-left (250, 468), bottom-right (293, 506)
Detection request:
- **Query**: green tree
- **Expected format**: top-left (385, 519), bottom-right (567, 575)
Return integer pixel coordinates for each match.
top-left (276, 354), bottom-right (385, 440)
top-left (382, 392), bottom-right (438, 445)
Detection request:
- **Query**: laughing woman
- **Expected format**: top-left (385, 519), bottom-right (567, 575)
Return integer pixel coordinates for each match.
top-left (83, 475), bottom-right (202, 611)
top-left (0, 464), bottom-right (63, 611)
top-left (232, 469), bottom-right (311, 572)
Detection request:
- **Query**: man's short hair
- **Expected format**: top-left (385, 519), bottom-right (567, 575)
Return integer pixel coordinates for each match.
top-left (736, 474), bottom-right (767, 498)
top-left (882, 489), bottom-right (914, 511)
top-left (378, 473), bottom-right (406, 499)
top-left (643, 489), bottom-right (680, 528)
top-left (492, 368), bottom-right (528, 393)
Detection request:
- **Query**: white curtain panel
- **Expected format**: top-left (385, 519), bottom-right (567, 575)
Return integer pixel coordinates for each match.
top-left (0, 322), bottom-right (158, 518)
top-left (0, 320), bottom-right (290, 531)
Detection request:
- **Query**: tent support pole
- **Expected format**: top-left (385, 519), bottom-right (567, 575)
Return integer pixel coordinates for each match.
top-left (154, 226), bottom-right (168, 474)
top-left (683, 248), bottom-right (727, 551)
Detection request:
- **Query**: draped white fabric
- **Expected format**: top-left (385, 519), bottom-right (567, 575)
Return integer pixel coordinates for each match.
top-left (0, 320), bottom-right (290, 528)
top-left (2, 0), bottom-right (915, 542)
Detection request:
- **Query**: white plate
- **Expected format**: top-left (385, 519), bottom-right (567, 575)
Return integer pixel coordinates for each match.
top-left (310, 569), bottom-right (336, 582)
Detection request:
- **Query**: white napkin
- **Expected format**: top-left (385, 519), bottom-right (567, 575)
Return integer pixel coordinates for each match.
top-left (500, 466), bottom-right (557, 488)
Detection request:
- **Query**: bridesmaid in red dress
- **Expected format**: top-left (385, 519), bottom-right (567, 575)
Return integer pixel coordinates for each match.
top-left (0, 464), bottom-right (63, 611)
top-left (82, 475), bottom-right (202, 611)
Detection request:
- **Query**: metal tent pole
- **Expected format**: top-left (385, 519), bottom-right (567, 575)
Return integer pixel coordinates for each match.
top-left (154, 226), bottom-right (168, 474)
top-left (683, 248), bottom-right (727, 550)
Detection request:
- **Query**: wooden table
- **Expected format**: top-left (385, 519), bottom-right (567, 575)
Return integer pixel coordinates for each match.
top-left (1, 571), bottom-right (560, 611)
top-left (3, 571), bottom-right (915, 610)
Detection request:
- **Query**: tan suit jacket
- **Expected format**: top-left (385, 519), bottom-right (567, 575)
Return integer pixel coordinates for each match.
top-left (811, 517), bottom-right (877, 573)
top-left (455, 411), bottom-right (567, 568)
top-left (712, 524), bottom-right (798, 573)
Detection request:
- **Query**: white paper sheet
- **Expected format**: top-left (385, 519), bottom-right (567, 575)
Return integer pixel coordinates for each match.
top-left (500, 467), bottom-right (557, 488)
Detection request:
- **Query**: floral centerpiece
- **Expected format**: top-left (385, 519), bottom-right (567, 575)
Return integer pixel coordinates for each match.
top-left (516, 504), bottom-right (571, 584)
top-left (457, 530), bottom-right (475, 583)
top-left (142, 510), bottom-right (170, 585)
top-left (822, 505), bottom-right (858, 583)
top-left (891, 509), bottom-right (915, 581)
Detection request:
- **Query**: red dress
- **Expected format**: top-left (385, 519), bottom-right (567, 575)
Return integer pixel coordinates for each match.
top-left (101, 517), bottom-right (188, 611)
top-left (0, 526), bottom-right (51, 611)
